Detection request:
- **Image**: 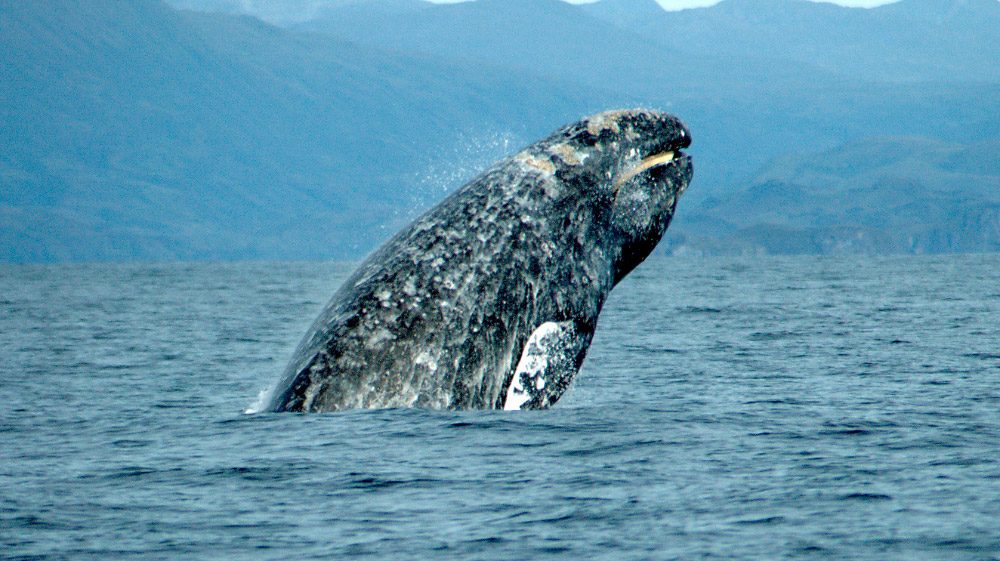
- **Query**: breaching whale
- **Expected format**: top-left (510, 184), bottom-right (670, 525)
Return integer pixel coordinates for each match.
top-left (268, 109), bottom-right (692, 412)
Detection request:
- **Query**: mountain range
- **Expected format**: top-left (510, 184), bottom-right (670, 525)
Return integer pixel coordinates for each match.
top-left (2, 0), bottom-right (998, 261)
top-left (669, 136), bottom-right (1000, 254)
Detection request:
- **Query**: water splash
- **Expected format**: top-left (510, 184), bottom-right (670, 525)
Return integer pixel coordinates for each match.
top-left (243, 387), bottom-right (272, 415)
top-left (403, 130), bottom-right (524, 217)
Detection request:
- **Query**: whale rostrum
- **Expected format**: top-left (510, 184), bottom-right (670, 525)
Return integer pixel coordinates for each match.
top-left (267, 109), bottom-right (693, 412)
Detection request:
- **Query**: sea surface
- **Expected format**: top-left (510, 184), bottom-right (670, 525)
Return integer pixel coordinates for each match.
top-left (2, 255), bottom-right (999, 560)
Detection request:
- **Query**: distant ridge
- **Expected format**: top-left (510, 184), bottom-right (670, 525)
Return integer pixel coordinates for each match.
top-left (0, 0), bottom-right (595, 261)
top-left (668, 136), bottom-right (1000, 255)
top-left (3, 0), bottom-right (999, 261)
top-left (579, 0), bottom-right (667, 28)
top-left (588, 0), bottom-right (1000, 82)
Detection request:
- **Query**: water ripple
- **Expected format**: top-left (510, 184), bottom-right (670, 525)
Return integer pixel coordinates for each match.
top-left (2, 256), bottom-right (999, 560)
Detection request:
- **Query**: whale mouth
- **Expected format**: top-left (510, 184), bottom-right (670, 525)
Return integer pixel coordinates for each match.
top-left (614, 149), bottom-right (685, 189)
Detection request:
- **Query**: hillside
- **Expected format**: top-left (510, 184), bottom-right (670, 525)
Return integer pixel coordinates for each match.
top-left (0, 0), bottom-right (596, 261)
top-left (665, 137), bottom-right (1000, 255)
top-left (584, 0), bottom-right (1000, 83)
top-left (292, 0), bottom-right (1000, 193)
top-left (2, 0), bottom-right (999, 261)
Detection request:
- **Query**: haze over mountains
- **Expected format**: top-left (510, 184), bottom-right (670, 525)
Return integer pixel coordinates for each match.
top-left (2, 0), bottom-right (998, 261)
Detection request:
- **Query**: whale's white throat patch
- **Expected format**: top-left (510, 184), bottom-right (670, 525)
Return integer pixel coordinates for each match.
top-left (505, 321), bottom-right (563, 411)
top-left (614, 151), bottom-right (675, 189)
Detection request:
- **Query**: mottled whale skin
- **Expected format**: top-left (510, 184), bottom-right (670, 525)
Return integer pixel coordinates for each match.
top-left (268, 109), bottom-right (692, 412)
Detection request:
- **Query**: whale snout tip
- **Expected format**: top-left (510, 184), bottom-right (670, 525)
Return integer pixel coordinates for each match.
top-left (656, 112), bottom-right (692, 152)
top-left (677, 122), bottom-right (692, 148)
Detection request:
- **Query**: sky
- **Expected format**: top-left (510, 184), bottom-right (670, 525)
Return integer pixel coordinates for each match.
top-left (600, 0), bottom-right (895, 6)
top-left (427, 0), bottom-right (899, 8)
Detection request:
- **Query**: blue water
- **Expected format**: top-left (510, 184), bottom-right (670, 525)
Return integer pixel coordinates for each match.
top-left (2, 256), bottom-right (999, 560)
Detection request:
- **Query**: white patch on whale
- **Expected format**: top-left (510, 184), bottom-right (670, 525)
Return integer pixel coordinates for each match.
top-left (505, 321), bottom-right (568, 411)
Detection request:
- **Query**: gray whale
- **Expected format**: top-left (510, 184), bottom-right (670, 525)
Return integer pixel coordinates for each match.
top-left (269, 109), bottom-right (692, 412)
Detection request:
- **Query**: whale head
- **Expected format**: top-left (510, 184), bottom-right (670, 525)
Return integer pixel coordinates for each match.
top-left (525, 109), bottom-right (693, 284)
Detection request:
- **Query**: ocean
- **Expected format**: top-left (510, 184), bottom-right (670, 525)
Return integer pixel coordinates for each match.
top-left (2, 255), bottom-right (998, 560)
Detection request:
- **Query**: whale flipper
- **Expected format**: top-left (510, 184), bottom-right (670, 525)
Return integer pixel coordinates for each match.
top-left (503, 321), bottom-right (591, 410)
